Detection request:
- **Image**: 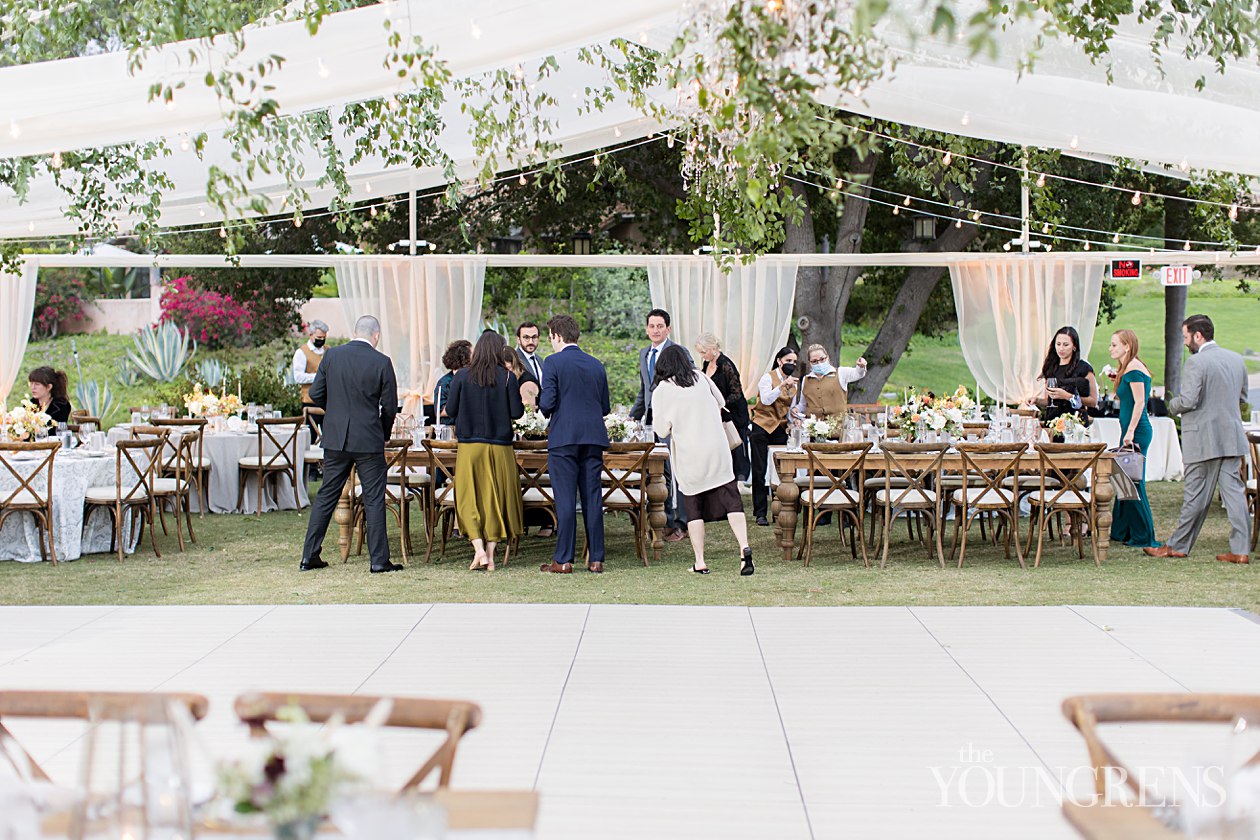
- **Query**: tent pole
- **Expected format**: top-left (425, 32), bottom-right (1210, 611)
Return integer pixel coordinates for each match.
top-left (408, 172), bottom-right (417, 257)
top-left (1020, 148), bottom-right (1030, 254)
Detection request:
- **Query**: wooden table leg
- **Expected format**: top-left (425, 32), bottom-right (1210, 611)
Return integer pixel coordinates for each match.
top-left (1094, 457), bottom-right (1114, 564)
top-left (771, 489), bottom-right (782, 543)
top-left (775, 477), bottom-right (800, 563)
top-left (336, 479), bottom-right (353, 563)
top-left (647, 468), bottom-right (668, 564)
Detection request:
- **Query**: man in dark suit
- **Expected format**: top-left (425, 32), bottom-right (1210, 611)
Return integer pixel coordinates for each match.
top-left (299, 315), bottom-right (403, 573)
top-left (629, 308), bottom-right (690, 540)
top-left (515, 321), bottom-right (544, 387)
top-left (538, 314), bottom-right (611, 573)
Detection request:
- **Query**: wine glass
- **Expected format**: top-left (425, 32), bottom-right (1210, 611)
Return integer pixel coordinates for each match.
top-left (78, 422), bottom-right (95, 448)
top-left (1045, 378), bottom-right (1057, 400)
top-left (140, 404), bottom-right (152, 424)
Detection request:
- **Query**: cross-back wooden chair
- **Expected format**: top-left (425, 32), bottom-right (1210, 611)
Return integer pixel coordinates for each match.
top-left (1247, 431), bottom-right (1259, 552)
top-left (130, 424), bottom-right (189, 550)
top-left (153, 417), bottom-right (209, 518)
top-left (234, 692), bottom-right (482, 791)
top-left (0, 690), bottom-right (209, 784)
top-left (237, 416), bottom-right (304, 517)
top-left (872, 441), bottom-right (949, 569)
top-left (593, 442), bottom-right (653, 566)
top-left (302, 406), bottom-right (325, 483)
top-left (797, 442), bottom-right (870, 568)
top-left (351, 438), bottom-right (413, 565)
top-left (509, 440), bottom-right (555, 566)
top-left (1062, 693), bottom-right (1260, 802)
top-left (421, 439), bottom-right (459, 563)
top-left (0, 441), bottom-right (60, 564)
top-left (949, 442), bottom-right (1026, 569)
top-left (138, 425), bottom-right (200, 552)
top-left (1028, 442), bottom-right (1107, 567)
top-left (85, 436), bottom-right (164, 562)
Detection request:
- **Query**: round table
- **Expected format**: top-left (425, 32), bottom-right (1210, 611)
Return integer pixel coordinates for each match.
top-left (0, 448), bottom-right (139, 563)
top-left (107, 425), bottom-right (310, 513)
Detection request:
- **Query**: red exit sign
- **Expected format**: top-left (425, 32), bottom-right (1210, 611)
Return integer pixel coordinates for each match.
top-left (1110, 259), bottom-right (1141, 279)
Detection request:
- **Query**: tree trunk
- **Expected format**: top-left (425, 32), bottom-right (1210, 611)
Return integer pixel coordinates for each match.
top-left (1162, 181), bottom-right (1190, 395)
top-left (784, 151), bottom-right (880, 356)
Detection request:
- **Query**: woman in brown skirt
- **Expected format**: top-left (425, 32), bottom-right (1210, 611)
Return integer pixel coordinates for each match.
top-left (649, 344), bottom-right (753, 575)
top-left (444, 331), bottom-right (525, 570)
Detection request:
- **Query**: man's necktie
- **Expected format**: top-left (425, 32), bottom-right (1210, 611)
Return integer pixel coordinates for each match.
top-left (648, 347), bottom-right (658, 384)
top-left (531, 356), bottom-right (542, 381)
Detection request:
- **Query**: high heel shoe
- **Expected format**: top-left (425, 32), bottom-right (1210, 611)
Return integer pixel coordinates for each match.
top-left (739, 547), bottom-right (754, 576)
top-left (690, 565), bottom-right (710, 574)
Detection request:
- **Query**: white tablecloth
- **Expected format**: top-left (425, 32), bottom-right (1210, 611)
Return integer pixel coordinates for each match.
top-left (1088, 416), bottom-right (1184, 481)
top-left (0, 450), bottom-right (140, 563)
top-left (107, 426), bottom-right (310, 513)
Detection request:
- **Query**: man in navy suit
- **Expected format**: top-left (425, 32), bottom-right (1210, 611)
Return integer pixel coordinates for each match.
top-left (538, 314), bottom-right (611, 573)
top-left (629, 308), bottom-right (691, 540)
top-left (299, 314), bottom-right (403, 574)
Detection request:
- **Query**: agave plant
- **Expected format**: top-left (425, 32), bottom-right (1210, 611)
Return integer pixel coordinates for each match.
top-left (195, 357), bottom-right (229, 388)
top-left (276, 360), bottom-right (297, 387)
top-left (74, 379), bottom-right (117, 419)
top-left (128, 322), bottom-right (196, 382)
top-left (114, 357), bottom-right (143, 388)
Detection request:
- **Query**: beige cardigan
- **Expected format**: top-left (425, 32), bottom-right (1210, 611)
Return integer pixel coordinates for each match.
top-left (651, 377), bottom-right (735, 496)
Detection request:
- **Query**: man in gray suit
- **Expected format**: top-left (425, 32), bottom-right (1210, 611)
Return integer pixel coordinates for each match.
top-left (1145, 314), bottom-right (1251, 564)
top-left (630, 308), bottom-right (691, 540)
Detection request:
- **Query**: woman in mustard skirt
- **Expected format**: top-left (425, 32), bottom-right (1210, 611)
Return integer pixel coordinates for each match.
top-left (444, 331), bottom-right (525, 570)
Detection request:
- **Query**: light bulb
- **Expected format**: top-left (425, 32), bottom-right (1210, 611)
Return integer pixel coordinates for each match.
top-left (317, 59), bottom-right (330, 79)
top-left (198, 209), bottom-right (206, 217)
top-left (8, 121), bottom-right (20, 139)
top-left (902, 196), bottom-right (911, 206)
top-left (942, 151), bottom-right (952, 166)
top-left (1084, 241), bottom-right (1091, 251)
top-left (1179, 157), bottom-right (1190, 172)
top-left (428, 241), bottom-right (436, 251)
top-left (219, 226), bottom-right (227, 239)
top-left (1041, 223), bottom-right (1050, 234)
top-left (593, 154), bottom-right (601, 166)
top-left (469, 19), bottom-right (481, 39)
top-left (1036, 173), bottom-right (1046, 187)
top-left (514, 63), bottom-right (525, 80)
top-left (1229, 203), bottom-right (1239, 221)
top-left (1069, 135), bottom-right (1079, 150)
top-left (1131, 191), bottom-right (1142, 206)
top-left (294, 216), bottom-right (302, 228)
top-left (387, 96), bottom-right (400, 111)
top-left (364, 181), bottom-right (372, 193)
top-left (614, 126), bottom-right (623, 138)
top-left (1003, 242), bottom-right (1011, 251)
top-left (971, 210), bottom-right (981, 221)
top-left (1112, 233), bottom-right (1121, 243)
top-left (28, 221), bottom-right (35, 232)
top-left (179, 135), bottom-right (191, 152)
top-left (50, 151), bottom-right (62, 169)
top-left (370, 205), bottom-right (378, 217)
top-left (1183, 240), bottom-right (1191, 251)
top-left (955, 219), bottom-right (963, 228)
top-left (519, 174), bottom-right (527, 185)
top-left (892, 206), bottom-right (900, 216)
top-left (666, 133), bottom-right (675, 148)
top-left (1045, 244), bottom-right (1053, 252)
top-left (960, 112), bottom-right (970, 126)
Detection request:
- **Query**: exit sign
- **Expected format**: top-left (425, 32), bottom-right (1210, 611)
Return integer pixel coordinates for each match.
top-left (1161, 265), bottom-right (1193, 287)
top-left (1111, 259), bottom-right (1141, 279)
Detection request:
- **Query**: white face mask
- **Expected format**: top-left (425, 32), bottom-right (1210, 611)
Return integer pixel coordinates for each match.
top-left (811, 361), bottom-right (833, 376)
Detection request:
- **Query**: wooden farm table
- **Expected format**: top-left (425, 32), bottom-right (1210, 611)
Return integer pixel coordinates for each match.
top-left (333, 445), bottom-right (672, 563)
top-left (1061, 801), bottom-right (1182, 839)
top-left (771, 447), bottom-right (1117, 564)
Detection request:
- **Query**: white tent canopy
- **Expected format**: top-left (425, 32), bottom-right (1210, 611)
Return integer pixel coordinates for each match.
top-left (5, 1), bottom-right (1260, 239)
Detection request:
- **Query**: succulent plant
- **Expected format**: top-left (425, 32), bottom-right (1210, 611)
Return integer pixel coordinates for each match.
top-left (128, 322), bottom-right (196, 382)
top-left (74, 379), bottom-right (117, 420)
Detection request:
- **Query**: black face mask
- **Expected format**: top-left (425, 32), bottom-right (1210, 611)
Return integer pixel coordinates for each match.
top-left (313, 338), bottom-right (326, 348)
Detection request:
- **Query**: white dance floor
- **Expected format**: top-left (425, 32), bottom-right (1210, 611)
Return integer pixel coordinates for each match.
top-left (2, 604), bottom-right (1257, 839)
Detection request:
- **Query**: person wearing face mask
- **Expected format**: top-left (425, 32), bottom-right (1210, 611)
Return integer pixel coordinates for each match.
top-left (749, 347), bottom-right (799, 526)
top-left (791, 344), bottom-right (867, 422)
top-left (299, 315), bottom-right (402, 574)
top-left (294, 320), bottom-right (330, 430)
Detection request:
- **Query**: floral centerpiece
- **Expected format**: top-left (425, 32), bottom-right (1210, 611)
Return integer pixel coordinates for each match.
top-left (216, 706), bottom-right (368, 839)
top-left (183, 383), bottom-right (222, 418)
top-left (1046, 412), bottom-right (1087, 442)
top-left (604, 412), bottom-right (635, 443)
top-left (513, 405), bottom-right (549, 439)
top-left (219, 393), bottom-right (244, 417)
top-left (1, 399), bottom-right (52, 441)
top-left (886, 387), bottom-right (967, 440)
top-left (801, 415), bottom-right (838, 442)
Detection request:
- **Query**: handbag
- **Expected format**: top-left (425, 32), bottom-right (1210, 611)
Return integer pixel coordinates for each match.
top-left (1108, 464), bottom-right (1140, 501)
top-left (708, 378), bottom-right (743, 450)
top-left (1111, 442), bottom-right (1146, 482)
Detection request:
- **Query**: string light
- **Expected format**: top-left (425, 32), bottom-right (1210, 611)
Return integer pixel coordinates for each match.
top-left (50, 151), bottom-right (62, 169)
top-left (960, 112), bottom-right (970, 126)
top-left (294, 216), bottom-right (302, 228)
top-left (8, 121), bottom-right (20, 139)
top-left (514, 63), bottom-right (525, 80)
top-left (1002, 241), bottom-right (1011, 251)
top-left (387, 97), bottom-right (400, 111)
top-left (1130, 191), bottom-right (1142, 206)
top-left (892, 206), bottom-right (900, 216)
top-left (179, 135), bottom-right (191, 152)
top-left (593, 154), bottom-right (601, 166)
top-left (1084, 241), bottom-right (1091, 251)
top-left (1112, 233), bottom-right (1121, 243)
top-left (469, 19), bottom-right (482, 39)
top-left (1230, 204), bottom-right (1239, 221)
top-left (902, 196), bottom-right (911, 206)
top-left (317, 59), bottom-right (330, 79)
top-left (614, 126), bottom-right (623, 138)
top-left (1035, 172), bottom-right (1046, 188)
top-left (219, 226), bottom-right (227, 239)
top-left (518, 174), bottom-right (527, 185)
top-left (1069, 135), bottom-right (1079, 150)
top-left (198, 209), bottom-right (206, 217)
top-left (1041, 223), bottom-right (1050, 234)
top-left (370, 205), bottom-right (378, 217)
top-left (1183, 240), bottom-right (1191, 251)
top-left (27, 221), bottom-right (35, 232)
top-left (971, 210), bottom-right (982, 221)
top-left (1178, 157), bottom-right (1190, 173)
top-left (942, 151), bottom-right (952, 166)
top-left (364, 181), bottom-right (372, 194)
top-left (955, 219), bottom-right (963, 228)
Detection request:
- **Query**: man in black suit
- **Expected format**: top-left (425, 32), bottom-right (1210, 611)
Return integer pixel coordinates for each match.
top-left (515, 321), bottom-right (544, 387)
top-left (299, 315), bottom-right (403, 573)
top-left (538, 314), bottom-right (611, 573)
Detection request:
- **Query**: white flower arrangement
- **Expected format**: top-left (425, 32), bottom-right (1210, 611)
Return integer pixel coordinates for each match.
top-left (1, 399), bottom-right (52, 441)
top-left (513, 404), bottom-right (549, 438)
top-left (1047, 412), bottom-right (1087, 441)
top-left (801, 415), bottom-right (838, 441)
top-left (183, 383), bottom-right (222, 418)
top-left (604, 412), bottom-right (634, 442)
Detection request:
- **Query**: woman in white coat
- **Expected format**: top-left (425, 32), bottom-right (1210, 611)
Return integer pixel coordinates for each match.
top-left (650, 345), bottom-right (753, 575)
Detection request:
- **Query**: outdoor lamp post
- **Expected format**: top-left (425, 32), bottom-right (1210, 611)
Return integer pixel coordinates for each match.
top-left (571, 231), bottom-right (592, 255)
top-left (912, 215), bottom-right (935, 241)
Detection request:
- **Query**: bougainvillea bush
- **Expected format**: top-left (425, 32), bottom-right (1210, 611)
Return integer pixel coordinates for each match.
top-left (32, 270), bottom-right (91, 339)
top-left (159, 276), bottom-right (253, 349)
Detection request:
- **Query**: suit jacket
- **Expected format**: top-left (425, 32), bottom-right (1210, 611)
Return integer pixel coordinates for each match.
top-left (629, 338), bottom-right (693, 422)
top-left (515, 347), bottom-right (544, 387)
top-left (1167, 342), bottom-right (1248, 463)
top-left (539, 344), bottom-right (611, 449)
top-left (309, 339), bottom-right (399, 452)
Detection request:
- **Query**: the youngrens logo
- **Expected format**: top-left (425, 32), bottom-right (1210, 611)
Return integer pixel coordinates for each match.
top-left (930, 743), bottom-right (1228, 808)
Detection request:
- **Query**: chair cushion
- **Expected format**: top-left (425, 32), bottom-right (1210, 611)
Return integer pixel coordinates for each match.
top-left (1028, 490), bottom-right (1091, 506)
top-left (800, 487), bottom-right (860, 506)
top-left (1002, 475), bottom-right (1061, 489)
top-left (238, 456), bottom-right (293, 468)
top-left (388, 465), bottom-right (431, 484)
top-left (1247, 478), bottom-right (1257, 492)
top-left (951, 487), bottom-right (1014, 507)
top-left (604, 488), bottom-right (642, 506)
top-left (522, 487), bottom-right (554, 504)
top-left (873, 488), bottom-right (936, 506)
top-left (353, 485), bottom-right (409, 503)
top-left (1, 490), bottom-right (43, 507)
top-left (85, 486), bottom-right (147, 503)
top-left (150, 478), bottom-right (189, 494)
top-left (304, 446), bottom-right (324, 462)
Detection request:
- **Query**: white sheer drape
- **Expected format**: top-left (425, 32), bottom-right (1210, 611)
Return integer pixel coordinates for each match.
top-left (334, 257), bottom-right (486, 414)
top-left (0, 264), bottom-right (38, 407)
top-left (647, 257), bottom-right (799, 398)
top-left (951, 258), bottom-right (1104, 404)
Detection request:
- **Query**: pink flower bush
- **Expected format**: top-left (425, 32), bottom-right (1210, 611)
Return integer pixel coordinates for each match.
top-left (160, 276), bottom-right (253, 348)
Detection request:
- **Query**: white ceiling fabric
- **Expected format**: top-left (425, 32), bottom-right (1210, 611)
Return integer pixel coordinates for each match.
top-left (4, 0), bottom-right (1260, 240)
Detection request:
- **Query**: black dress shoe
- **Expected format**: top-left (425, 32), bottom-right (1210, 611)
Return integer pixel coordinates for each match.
top-left (756, 516), bottom-right (769, 527)
top-left (370, 562), bottom-right (404, 573)
top-left (299, 557), bottom-right (328, 571)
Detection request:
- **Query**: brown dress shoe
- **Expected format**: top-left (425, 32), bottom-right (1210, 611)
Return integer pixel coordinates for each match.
top-left (663, 529), bottom-right (688, 543)
top-left (1216, 553), bottom-right (1250, 564)
top-left (1143, 546), bottom-right (1187, 558)
top-left (539, 562), bottom-right (573, 574)
top-left (587, 561), bottom-right (604, 573)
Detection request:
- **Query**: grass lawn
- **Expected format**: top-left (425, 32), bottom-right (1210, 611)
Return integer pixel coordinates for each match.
top-left (1, 481), bottom-right (1255, 611)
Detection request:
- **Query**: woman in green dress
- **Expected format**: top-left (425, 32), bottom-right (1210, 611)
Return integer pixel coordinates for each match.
top-left (1106, 329), bottom-right (1161, 548)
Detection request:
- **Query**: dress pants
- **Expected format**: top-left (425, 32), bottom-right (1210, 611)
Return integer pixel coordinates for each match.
top-left (657, 435), bottom-right (687, 532)
top-left (749, 423), bottom-right (788, 520)
top-left (302, 448), bottom-right (390, 566)
top-left (1167, 456), bottom-right (1251, 556)
top-left (549, 444), bottom-right (606, 565)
